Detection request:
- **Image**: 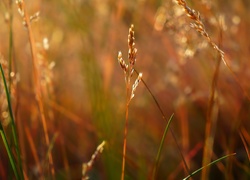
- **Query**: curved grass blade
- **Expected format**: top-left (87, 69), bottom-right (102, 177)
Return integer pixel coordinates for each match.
top-left (0, 124), bottom-right (20, 179)
top-left (183, 153), bottom-right (236, 180)
top-left (134, 69), bottom-right (190, 176)
top-left (0, 64), bottom-right (24, 179)
top-left (152, 113), bottom-right (174, 179)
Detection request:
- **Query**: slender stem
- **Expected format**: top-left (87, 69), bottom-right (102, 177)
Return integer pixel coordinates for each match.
top-left (8, 0), bottom-right (25, 177)
top-left (21, 1), bottom-right (54, 177)
top-left (0, 127), bottom-right (20, 179)
top-left (152, 113), bottom-right (174, 179)
top-left (0, 64), bottom-right (24, 179)
top-left (239, 130), bottom-right (250, 161)
top-left (121, 80), bottom-right (130, 180)
top-left (8, 0), bottom-right (13, 95)
top-left (201, 25), bottom-right (222, 180)
top-left (134, 69), bottom-right (190, 176)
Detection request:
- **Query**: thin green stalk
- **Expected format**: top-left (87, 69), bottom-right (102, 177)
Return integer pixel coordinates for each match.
top-left (40, 133), bottom-right (58, 179)
top-left (0, 124), bottom-right (20, 179)
top-left (0, 64), bottom-right (24, 179)
top-left (46, 133), bottom-right (59, 163)
top-left (8, 0), bottom-right (24, 176)
top-left (135, 69), bottom-right (190, 176)
top-left (183, 153), bottom-right (236, 180)
top-left (8, 0), bottom-right (13, 94)
top-left (152, 113), bottom-right (174, 179)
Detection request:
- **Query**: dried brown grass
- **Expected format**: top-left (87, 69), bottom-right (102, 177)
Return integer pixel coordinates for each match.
top-left (118, 24), bottom-right (142, 180)
top-left (175, 0), bottom-right (250, 179)
top-left (16, 0), bottom-right (54, 177)
top-left (0, 0), bottom-right (249, 179)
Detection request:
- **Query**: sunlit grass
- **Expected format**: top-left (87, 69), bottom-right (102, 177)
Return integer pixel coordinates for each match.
top-left (0, 0), bottom-right (249, 179)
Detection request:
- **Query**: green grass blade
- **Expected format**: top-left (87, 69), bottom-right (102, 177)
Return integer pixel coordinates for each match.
top-left (135, 69), bottom-right (190, 175)
top-left (152, 113), bottom-right (174, 179)
top-left (8, 0), bottom-right (14, 95)
top-left (44, 132), bottom-right (58, 169)
top-left (0, 124), bottom-right (20, 179)
top-left (46, 132), bottom-right (58, 159)
top-left (183, 153), bottom-right (236, 180)
top-left (0, 64), bottom-right (24, 179)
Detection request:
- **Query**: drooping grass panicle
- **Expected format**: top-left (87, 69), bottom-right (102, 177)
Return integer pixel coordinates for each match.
top-left (175, 0), bottom-right (226, 66)
top-left (175, 0), bottom-right (250, 101)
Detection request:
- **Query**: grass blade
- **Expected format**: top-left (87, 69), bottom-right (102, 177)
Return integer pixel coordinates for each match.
top-left (0, 124), bottom-right (20, 179)
top-left (135, 69), bottom-right (190, 176)
top-left (152, 113), bottom-right (174, 179)
top-left (239, 129), bottom-right (250, 162)
top-left (183, 153), bottom-right (236, 180)
top-left (0, 63), bottom-right (24, 179)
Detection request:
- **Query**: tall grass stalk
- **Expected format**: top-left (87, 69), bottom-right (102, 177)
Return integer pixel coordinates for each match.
top-left (118, 25), bottom-right (142, 180)
top-left (0, 64), bottom-right (23, 179)
top-left (152, 113), bottom-right (174, 179)
top-left (15, 1), bottom-right (54, 177)
top-left (202, 25), bottom-right (223, 179)
top-left (24, 126), bottom-right (43, 176)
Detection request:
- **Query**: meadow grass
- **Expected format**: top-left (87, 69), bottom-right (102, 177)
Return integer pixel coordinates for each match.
top-left (0, 0), bottom-right (249, 179)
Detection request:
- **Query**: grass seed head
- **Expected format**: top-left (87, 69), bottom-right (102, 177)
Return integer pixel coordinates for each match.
top-left (130, 73), bottom-right (142, 100)
top-left (128, 24), bottom-right (137, 70)
top-left (118, 51), bottom-right (128, 74)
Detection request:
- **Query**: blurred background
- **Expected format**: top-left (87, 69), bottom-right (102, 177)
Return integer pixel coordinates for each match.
top-left (0, 0), bottom-right (250, 179)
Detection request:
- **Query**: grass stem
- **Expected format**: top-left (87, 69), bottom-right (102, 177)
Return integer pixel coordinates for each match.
top-left (17, 1), bottom-right (55, 177)
top-left (152, 113), bottom-right (174, 179)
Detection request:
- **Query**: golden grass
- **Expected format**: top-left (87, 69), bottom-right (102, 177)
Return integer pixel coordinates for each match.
top-left (0, 0), bottom-right (249, 179)
top-left (118, 24), bottom-right (143, 180)
top-left (16, 0), bottom-right (54, 177)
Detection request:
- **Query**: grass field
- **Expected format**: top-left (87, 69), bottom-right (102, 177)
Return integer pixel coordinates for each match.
top-left (0, 0), bottom-right (249, 179)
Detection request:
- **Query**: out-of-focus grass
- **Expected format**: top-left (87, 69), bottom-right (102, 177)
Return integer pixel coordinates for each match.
top-left (0, 0), bottom-right (249, 179)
